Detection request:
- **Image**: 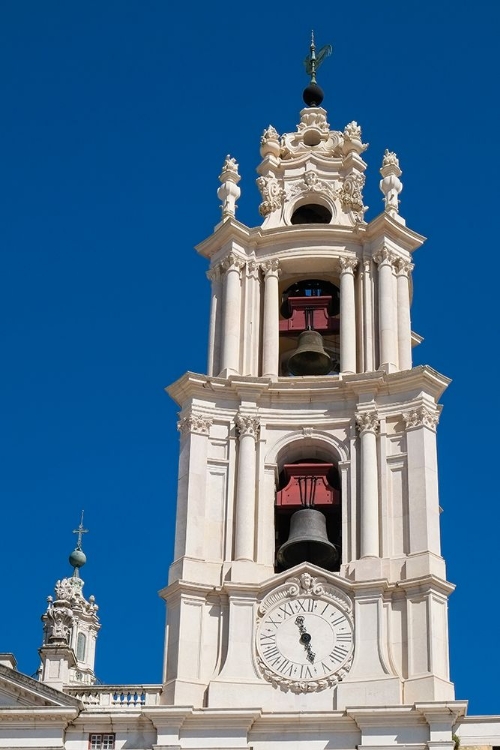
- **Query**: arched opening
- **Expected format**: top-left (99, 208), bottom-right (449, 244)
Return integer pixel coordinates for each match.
top-left (291, 203), bottom-right (332, 225)
top-left (274, 457), bottom-right (341, 573)
top-left (76, 631), bottom-right (86, 661)
top-left (279, 278), bottom-right (340, 377)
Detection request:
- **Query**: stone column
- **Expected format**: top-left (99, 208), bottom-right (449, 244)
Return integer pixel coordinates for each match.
top-left (261, 259), bottom-right (280, 378)
top-left (356, 410), bottom-right (380, 558)
top-left (220, 254), bottom-right (244, 376)
top-left (374, 248), bottom-right (398, 371)
top-left (395, 258), bottom-right (414, 371)
top-left (206, 265), bottom-right (223, 376)
top-left (362, 259), bottom-right (374, 372)
top-left (339, 257), bottom-right (358, 374)
top-left (234, 413), bottom-right (260, 561)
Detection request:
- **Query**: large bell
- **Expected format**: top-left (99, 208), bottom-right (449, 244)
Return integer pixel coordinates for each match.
top-left (277, 508), bottom-right (339, 570)
top-left (287, 329), bottom-right (332, 376)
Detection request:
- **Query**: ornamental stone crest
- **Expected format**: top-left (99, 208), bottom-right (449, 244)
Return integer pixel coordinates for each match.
top-left (42, 598), bottom-right (74, 644)
top-left (256, 175), bottom-right (285, 216)
top-left (338, 172), bottom-right (367, 222)
top-left (403, 405), bottom-right (440, 430)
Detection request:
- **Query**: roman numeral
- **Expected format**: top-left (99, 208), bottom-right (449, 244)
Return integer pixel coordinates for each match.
top-left (259, 634), bottom-right (276, 646)
top-left (278, 602), bottom-right (294, 617)
top-left (336, 633), bottom-right (352, 642)
top-left (329, 645), bottom-right (349, 663)
top-left (331, 614), bottom-right (346, 626)
top-left (300, 665), bottom-right (314, 679)
top-left (263, 646), bottom-right (280, 659)
top-left (267, 616), bottom-right (281, 628)
top-left (277, 658), bottom-right (294, 676)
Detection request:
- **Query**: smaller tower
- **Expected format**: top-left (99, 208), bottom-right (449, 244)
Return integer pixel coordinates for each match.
top-left (38, 513), bottom-right (100, 690)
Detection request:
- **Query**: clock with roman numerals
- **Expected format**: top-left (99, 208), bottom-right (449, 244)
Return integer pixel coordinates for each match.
top-left (256, 591), bottom-right (354, 692)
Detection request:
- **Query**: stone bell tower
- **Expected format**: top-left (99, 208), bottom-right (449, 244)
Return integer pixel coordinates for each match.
top-left (160, 38), bottom-right (464, 741)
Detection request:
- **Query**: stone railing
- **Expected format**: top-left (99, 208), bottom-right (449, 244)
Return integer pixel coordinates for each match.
top-left (66, 684), bottom-right (162, 707)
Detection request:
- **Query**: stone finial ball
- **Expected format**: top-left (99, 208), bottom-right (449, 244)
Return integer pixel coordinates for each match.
top-left (303, 82), bottom-right (324, 107)
top-left (69, 548), bottom-right (87, 569)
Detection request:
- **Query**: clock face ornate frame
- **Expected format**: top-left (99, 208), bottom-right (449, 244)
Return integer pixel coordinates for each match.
top-left (255, 572), bottom-right (354, 693)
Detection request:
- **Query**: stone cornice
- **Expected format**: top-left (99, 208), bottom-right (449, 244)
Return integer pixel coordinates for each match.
top-left (365, 211), bottom-right (426, 253)
top-left (0, 664), bottom-right (81, 708)
top-left (166, 366), bottom-right (451, 408)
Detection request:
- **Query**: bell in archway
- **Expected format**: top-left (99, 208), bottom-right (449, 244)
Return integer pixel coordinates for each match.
top-left (277, 508), bottom-right (339, 570)
top-left (287, 329), bottom-right (332, 376)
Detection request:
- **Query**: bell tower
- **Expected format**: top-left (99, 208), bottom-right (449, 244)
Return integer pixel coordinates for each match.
top-left (160, 39), bottom-right (463, 737)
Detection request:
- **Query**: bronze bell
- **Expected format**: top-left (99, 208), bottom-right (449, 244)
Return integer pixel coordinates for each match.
top-left (287, 329), bottom-right (332, 376)
top-left (277, 508), bottom-right (339, 570)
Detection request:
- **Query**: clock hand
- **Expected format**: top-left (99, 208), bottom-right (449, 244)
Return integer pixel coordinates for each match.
top-left (295, 616), bottom-right (316, 663)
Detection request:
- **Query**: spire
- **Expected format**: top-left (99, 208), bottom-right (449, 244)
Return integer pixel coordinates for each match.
top-left (69, 509), bottom-right (88, 577)
top-left (38, 514), bottom-right (100, 688)
top-left (302, 32), bottom-right (332, 107)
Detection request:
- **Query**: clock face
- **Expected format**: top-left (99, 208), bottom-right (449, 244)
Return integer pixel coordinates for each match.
top-left (257, 595), bottom-right (354, 684)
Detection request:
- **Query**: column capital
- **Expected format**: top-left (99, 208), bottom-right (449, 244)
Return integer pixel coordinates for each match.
top-left (206, 264), bottom-right (223, 282)
top-left (355, 410), bottom-right (380, 435)
top-left (403, 404), bottom-right (440, 431)
top-left (235, 413), bottom-right (260, 439)
top-left (261, 258), bottom-right (281, 278)
top-left (221, 252), bottom-right (245, 275)
top-left (246, 259), bottom-right (261, 279)
top-left (395, 257), bottom-right (414, 277)
top-left (339, 256), bottom-right (358, 275)
top-left (373, 246), bottom-right (398, 269)
top-left (178, 413), bottom-right (213, 437)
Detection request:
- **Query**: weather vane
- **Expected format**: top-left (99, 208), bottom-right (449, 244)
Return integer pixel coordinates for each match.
top-left (304, 31), bottom-right (332, 85)
top-left (73, 510), bottom-right (88, 551)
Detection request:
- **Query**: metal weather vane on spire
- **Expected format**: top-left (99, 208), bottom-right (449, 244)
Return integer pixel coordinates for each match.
top-left (73, 510), bottom-right (88, 551)
top-left (302, 32), bottom-right (332, 107)
top-left (303, 31), bottom-right (332, 85)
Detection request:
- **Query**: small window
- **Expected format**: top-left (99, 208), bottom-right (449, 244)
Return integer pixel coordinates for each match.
top-left (291, 203), bottom-right (332, 224)
top-left (77, 632), bottom-right (86, 661)
top-left (89, 733), bottom-right (115, 749)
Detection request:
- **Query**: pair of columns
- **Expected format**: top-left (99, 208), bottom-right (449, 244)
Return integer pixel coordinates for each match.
top-left (373, 248), bottom-right (413, 372)
top-left (209, 249), bottom-right (413, 378)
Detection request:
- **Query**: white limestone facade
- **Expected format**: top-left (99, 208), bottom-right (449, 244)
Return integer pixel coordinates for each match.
top-left (0, 76), bottom-right (498, 750)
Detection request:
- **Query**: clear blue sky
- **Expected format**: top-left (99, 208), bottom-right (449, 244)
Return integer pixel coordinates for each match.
top-left (0, 1), bottom-right (498, 716)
